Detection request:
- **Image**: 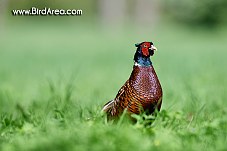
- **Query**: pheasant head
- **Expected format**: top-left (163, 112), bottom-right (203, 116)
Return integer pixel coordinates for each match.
top-left (134, 42), bottom-right (157, 66)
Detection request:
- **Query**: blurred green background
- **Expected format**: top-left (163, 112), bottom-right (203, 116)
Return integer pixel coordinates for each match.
top-left (0, 0), bottom-right (227, 151)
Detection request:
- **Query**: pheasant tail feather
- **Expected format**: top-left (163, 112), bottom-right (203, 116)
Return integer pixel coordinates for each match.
top-left (102, 100), bottom-right (114, 113)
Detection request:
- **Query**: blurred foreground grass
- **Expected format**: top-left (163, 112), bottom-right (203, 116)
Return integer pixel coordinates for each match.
top-left (0, 22), bottom-right (227, 151)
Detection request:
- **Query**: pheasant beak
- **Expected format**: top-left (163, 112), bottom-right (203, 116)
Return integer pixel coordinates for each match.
top-left (150, 45), bottom-right (157, 51)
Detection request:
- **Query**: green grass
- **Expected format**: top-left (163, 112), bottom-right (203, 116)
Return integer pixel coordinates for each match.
top-left (0, 22), bottom-right (227, 151)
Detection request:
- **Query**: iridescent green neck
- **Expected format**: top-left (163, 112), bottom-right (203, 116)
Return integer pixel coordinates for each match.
top-left (134, 52), bottom-right (152, 67)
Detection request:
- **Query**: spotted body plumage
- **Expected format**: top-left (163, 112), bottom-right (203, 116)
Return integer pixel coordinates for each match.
top-left (102, 42), bottom-right (163, 120)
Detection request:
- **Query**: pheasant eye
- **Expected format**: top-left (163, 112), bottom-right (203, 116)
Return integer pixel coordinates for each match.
top-left (144, 45), bottom-right (147, 48)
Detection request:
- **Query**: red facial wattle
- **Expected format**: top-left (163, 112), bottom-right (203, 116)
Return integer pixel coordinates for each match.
top-left (141, 42), bottom-right (151, 57)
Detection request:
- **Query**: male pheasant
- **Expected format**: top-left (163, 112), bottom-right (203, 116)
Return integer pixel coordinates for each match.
top-left (102, 42), bottom-right (163, 120)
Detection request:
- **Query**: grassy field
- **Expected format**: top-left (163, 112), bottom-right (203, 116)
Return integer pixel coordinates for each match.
top-left (0, 22), bottom-right (227, 151)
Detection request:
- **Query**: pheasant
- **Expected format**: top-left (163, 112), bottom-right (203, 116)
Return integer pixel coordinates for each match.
top-left (102, 42), bottom-right (162, 120)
